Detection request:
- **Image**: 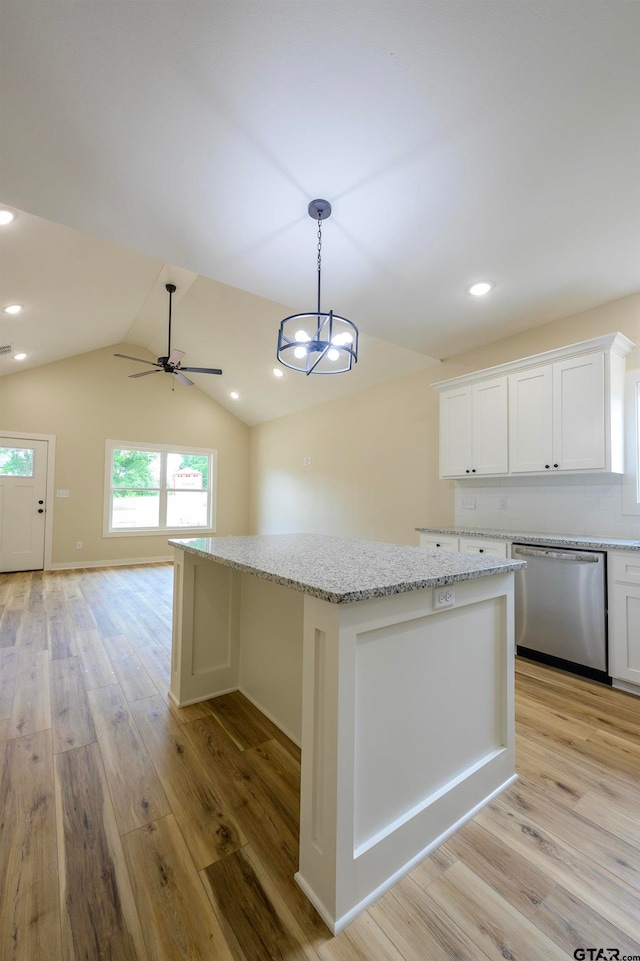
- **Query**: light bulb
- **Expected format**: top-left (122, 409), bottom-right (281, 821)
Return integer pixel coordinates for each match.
top-left (328, 348), bottom-right (340, 361)
top-left (294, 346), bottom-right (307, 360)
top-left (468, 282), bottom-right (493, 297)
top-left (294, 330), bottom-right (310, 342)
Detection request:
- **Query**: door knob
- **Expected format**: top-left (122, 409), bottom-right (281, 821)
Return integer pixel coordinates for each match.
top-left (38, 508), bottom-right (44, 513)
top-left (38, 499), bottom-right (44, 504)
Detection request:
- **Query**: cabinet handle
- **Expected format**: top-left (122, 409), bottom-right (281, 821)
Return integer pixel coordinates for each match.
top-left (553, 463), bottom-right (559, 468)
top-left (465, 469), bottom-right (470, 474)
top-left (545, 464), bottom-right (550, 469)
top-left (471, 469), bottom-right (476, 473)
top-left (436, 543), bottom-right (441, 547)
top-left (479, 548), bottom-right (484, 553)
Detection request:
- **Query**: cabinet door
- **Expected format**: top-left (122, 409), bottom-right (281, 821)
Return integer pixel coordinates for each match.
top-left (609, 583), bottom-right (640, 685)
top-left (553, 353), bottom-right (605, 471)
top-left (439, 387), bottom-right (471, 477)
top-left (508, 365), bottom-right (553, 472)
top-left (471, 378), bottom-right (508, 475)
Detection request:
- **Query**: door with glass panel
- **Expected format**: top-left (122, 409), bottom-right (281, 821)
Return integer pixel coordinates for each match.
top-left (0, 437), bottom-right (48, 572)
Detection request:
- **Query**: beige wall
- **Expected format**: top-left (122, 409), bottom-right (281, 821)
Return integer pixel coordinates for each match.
top-left (249, 293), bottom-right (640, 545)
top-left (0, 343), bottom-right (250, 565)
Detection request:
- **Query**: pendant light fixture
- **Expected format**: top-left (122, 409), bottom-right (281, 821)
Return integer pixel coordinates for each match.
top-left (277, 200), bottom-right (358, 374)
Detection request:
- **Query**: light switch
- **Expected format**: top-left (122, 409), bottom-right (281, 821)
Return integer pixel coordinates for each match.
top-left (56, 489), bottom-right (70, 498)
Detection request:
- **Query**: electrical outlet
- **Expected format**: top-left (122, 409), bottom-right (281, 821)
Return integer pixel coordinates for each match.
top-left (461, 496), bottom-right (476, 509)
top-left (434, 586), bottom-right (455, 609)
top-left (75, 541), bottom-right (82, 550)
top-left (499, 495), bottom-right (508, 510)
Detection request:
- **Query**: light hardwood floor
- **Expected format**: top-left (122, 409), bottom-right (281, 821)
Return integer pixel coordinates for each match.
top-left (1, 564), bottom-right (639, 960)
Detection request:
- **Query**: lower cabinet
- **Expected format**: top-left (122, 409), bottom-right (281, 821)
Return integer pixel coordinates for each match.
top-left (608, 552), bottom-right (640, 688)
top-left (418, 533), bottom-right (508, 559)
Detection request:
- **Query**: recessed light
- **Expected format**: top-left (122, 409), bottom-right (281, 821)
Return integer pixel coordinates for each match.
top-left (0, 210), bottom-right (15, 225)
top-left (230, 391), bottom-right (239, 400)
top-left (4, 304), bottom-right (22, 314)
top-left (272, 368), bottom-right (284, 378)
top-left (14, 352), bottom-right (27, 361)
top-left (468, 282), bottom-right (493, 297)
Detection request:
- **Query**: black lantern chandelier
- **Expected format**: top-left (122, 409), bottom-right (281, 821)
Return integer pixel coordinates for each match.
top-left (277, 200), bottom-right (358, 374)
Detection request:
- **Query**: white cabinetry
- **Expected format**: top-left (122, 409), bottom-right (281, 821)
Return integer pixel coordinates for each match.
top-left (458, 536), bottom-right (508, 558)
top-left (434, 332), bottom-right (633, 478)
top-left (608, 552), bottom-right (640, 691)
top-left (419, 533), bottom-right (508, 558)
top-left (509, 353), bottom-right (605, 473)
top-left (440, 377), bottom-right (508, 478)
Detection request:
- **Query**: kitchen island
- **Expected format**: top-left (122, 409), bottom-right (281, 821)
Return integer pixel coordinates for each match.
top-left (169, 533), bottom-right (525, 933)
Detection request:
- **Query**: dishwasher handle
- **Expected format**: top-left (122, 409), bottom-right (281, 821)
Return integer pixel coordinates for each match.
top-left (511, 545), bottom-right (600, 563)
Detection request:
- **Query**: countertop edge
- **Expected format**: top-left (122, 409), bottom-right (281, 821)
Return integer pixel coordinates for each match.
top-left (170, 539), bottom-right (525, 603)
top-left (416, 527), bottom-right (640, 552)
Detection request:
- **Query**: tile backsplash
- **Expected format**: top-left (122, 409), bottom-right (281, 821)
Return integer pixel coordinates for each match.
top-left (455, 474), bottom-right (640, 538)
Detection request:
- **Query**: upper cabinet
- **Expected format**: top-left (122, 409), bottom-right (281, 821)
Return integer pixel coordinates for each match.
top-left (440, 377), bottom-right (508, 477)
top-left (434, 333), bottom-right (634, 479)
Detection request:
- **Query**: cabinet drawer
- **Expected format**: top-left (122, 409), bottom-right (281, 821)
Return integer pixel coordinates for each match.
top-left (419, 534), bottom-right (459, 551)
top-left (610, 551), bottom-right (640, 586)
top-left (458, 537), bottom-right (508, 558)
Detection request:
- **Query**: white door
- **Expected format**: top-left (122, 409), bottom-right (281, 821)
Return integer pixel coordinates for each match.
top-left (471, 377), bottom-right (509, 475)
top-left (552, 352), bottom-right (605, 471)
top-left (0, 437), bottom-right (48, 572)
top-left (439, 386), bottom-right (471, 477)
top-left (508, 365), bottom-right (553, 472)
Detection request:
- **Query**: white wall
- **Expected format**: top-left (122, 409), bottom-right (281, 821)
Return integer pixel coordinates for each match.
top-left (455, 474), bottom-right (639, 539)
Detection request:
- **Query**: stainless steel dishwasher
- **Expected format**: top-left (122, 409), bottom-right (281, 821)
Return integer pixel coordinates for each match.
top-left (510, 543), bottom-right (609, 683)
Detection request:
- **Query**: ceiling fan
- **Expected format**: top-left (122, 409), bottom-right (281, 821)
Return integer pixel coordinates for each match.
top-left (114, 283), bottom-right (222, 386)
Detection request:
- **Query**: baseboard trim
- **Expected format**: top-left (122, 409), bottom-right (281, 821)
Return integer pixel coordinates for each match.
top-left (48, 555), bottom-right (173, 571)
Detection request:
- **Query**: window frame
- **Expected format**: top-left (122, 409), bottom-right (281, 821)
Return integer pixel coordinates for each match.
top-left (622, 369), bottom-right (640, 516)
top-left (104, 439), bottom-right (217, 536)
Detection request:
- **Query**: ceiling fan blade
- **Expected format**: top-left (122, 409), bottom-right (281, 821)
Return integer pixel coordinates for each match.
top-left (129, 369), bottom-right (162, 378)
top-left (114, 353), bottom-right (159, 366)
top-left (167, 348), bottom-right (185, 366)
top-left (180, 366), bottom-right (223, 375)
top-left (173, 371), bottom-right (194, 386)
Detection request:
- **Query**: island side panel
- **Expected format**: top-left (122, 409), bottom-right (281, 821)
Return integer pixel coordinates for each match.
top-left (170, 547), bottom-right (241, 706)
top-left (238, 572), bottom-right (305, 745)
top-left (296, 573), bottom-right (515, 934)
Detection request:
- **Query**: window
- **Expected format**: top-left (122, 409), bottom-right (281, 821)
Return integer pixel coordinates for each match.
top-left (0, 446), bottom-right (34, 476)
top-left (623, 369), bottom-right (640, 515)
top-left (104, 440), bottom-right (216, 535)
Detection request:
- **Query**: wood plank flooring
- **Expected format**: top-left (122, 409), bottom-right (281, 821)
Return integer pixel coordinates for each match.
top-left (0, 564), bottom-right (639, 960)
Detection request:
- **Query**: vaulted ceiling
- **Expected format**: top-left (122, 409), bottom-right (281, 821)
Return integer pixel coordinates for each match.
top-left (1, 2), bottom-right (639, 424)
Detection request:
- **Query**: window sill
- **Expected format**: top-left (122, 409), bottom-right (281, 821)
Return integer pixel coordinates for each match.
top-left (103, 528), bottom-right (216, 538)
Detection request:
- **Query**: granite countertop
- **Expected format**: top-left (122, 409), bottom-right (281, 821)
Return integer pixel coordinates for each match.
top-left (169, 533), bottom-right (525, 604)
top-left (416, 526), bottom-right (640, 552)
